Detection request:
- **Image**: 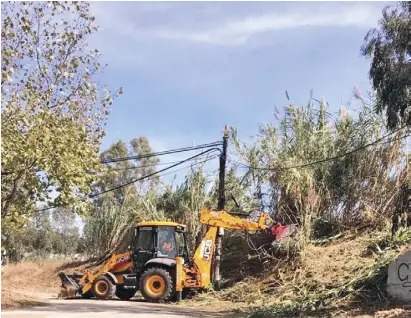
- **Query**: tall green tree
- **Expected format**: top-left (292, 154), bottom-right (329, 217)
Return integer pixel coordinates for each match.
top-left (156, 160), bottom-right (213, 246)
top-left (1, 2), bottom-right (122, 232)
top-left (362, 1), bottom-right (411, 129)
top-left (4, 208), bottom-right (81, 263)
top-left (51, 207), bottom-right (81, 257)
top-left (84, 137), bottom-right (161, 255)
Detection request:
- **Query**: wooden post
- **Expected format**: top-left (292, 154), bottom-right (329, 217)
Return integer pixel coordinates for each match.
top-left (213, 126), bottom-right (229, 287)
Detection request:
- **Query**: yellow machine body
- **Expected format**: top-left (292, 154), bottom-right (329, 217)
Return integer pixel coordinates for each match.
top-left (59, 208), bottom-right (273, 301)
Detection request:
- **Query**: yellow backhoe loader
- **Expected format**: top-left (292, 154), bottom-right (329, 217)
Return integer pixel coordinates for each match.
top-left (59, 208), bottom-right (281, 302)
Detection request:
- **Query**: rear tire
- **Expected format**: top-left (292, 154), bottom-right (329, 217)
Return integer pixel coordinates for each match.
top-left (92, 275), bottom-right (115, 300)
top-left (139, 267), bottom-right (174, 302)
top-left (115, 286), bottom-right (136, 300)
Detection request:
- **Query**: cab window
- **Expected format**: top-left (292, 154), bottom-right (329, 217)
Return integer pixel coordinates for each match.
top-left (135, 227), bottom-right (154, 251)
top-left (175, 231), bottom-right (188, 261)
top-left (157, 227), bottom-right (176, 258)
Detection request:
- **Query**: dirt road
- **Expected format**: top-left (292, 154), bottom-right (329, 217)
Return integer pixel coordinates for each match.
top-left (1, 294), bottom-right (237, 318)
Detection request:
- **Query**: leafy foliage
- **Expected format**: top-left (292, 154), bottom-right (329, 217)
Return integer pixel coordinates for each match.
top-left (231, 94), bottom-right (406, 243)
top-left (155, 159), bottom-right (215, 246)
top-left (81, 93), bottom-right (406, 260)
top-left (1, 1), bottom-right (122, 233)
top-left (362, 1), bottom-right (411, 129)
top-left (4, 208), bottom-right (82, 263)
top-left (83, 137), bottom-right (163, 255)
top-left (83, 139), bottom-right (237, 254)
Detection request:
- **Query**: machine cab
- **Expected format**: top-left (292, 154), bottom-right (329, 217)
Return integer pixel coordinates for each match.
top-left (131, 221), bottom-right (189, 272)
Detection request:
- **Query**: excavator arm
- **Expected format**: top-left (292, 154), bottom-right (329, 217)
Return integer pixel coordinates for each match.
top-left (199, 208), bottom-right (272, 231)
top-left (179, 208), bottom-right (274, 289)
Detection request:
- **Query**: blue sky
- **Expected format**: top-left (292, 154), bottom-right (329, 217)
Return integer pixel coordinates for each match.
top-left (87, 1), bottom-right (389, 185)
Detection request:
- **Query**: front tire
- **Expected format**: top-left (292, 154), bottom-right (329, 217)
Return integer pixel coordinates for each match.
top-left (115, 286), bottom-right (136, 300)
top-left (139, 267), bottom-right (174, 302)
top-left (92, 276), bottom-right (115, 300)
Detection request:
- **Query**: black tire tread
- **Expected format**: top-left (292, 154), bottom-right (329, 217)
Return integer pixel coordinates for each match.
top-left (92, 275), bottom-right (115, 300)
top-left (139, 267), bottom-right (174, 302)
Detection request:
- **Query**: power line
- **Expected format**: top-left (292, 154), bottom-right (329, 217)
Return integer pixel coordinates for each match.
top-left (61, 153), bottom-right (219, 177)
top-left (232, 128), bottom-right (409, 171)
top-left (90, 148), bottom-right (221, 198)
top-left (35, 151), bottom-right (220, 212)
top-left (101, 141), bottom-right (222, 164)
top-left (103, 154), bottom-right (218, 172)
top-left (2, 141), bottom-right (222, 175)
top-left (108, 154), bottom-right (219, 176)
top-left (143, 155), bottom-right (219, 179)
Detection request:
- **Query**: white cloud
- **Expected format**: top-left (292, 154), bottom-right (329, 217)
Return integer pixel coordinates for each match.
top-left (92, 2), bottom-right (382, 46)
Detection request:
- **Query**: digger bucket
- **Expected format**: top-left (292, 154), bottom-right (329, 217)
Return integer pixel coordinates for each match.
top-left (58, 272), bottom-right (83, 299)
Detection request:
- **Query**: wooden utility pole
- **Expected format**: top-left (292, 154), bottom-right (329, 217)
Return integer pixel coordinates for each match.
top-left (213, 126), bottom-right (229, 287)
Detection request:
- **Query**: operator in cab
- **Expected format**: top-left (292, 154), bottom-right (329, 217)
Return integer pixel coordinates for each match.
top-left (159, 228), bottom-right (176, 258)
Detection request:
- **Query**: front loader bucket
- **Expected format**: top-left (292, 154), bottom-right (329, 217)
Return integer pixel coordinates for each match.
top-left (58, 272), bottom-right (83, 299)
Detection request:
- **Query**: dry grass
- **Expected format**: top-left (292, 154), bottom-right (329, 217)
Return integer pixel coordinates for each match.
top-left (300, 232), bottom-right (378, 290)
top-left (210, 228), bottom-right (411, 316)
top-left (2, 260), bottom-right (65, 293)
top-left (1, 260), bottom-right (61, 309)
top-left (1, 258), bottom-right (97, 310)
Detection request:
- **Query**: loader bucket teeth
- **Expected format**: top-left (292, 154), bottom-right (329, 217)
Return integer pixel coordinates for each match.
top-left (58, 272), bottom-right (82, 299)
top-left (59, 286), bottom-right (77, 299)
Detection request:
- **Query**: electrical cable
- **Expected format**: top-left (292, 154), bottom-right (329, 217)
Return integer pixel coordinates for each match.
top-left (144, 155), bottom-right (219, 179)
top-left (90, 148), bottom-right (221, 198)
top-left (103, 160), bottom-right (184, 171)
top-left (58, 153), bottom-right (220, 177)
top-left (2, 141), bottom-right (222, 176)
top-left (35, 151), bottom-right (220, 212)
top-left (101, 141), bottom-right (222, 164)
top-left (231, 128), bottom-right (409, 171)
top-left (103, 153), bottom-right (218, 172)
top-left (25, 127), bottom-right (410, 212)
